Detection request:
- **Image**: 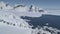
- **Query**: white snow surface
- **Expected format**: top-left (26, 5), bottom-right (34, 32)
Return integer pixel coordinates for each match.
top-left (46, 10), bottom-right (60, 16)
top-left (0, 10), bottom-right (33, 34)
top-left (0, 25), bottom-right (32, 34)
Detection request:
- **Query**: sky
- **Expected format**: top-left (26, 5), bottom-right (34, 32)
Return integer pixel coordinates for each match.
top-left (0, 0), bottom-right (60, 9)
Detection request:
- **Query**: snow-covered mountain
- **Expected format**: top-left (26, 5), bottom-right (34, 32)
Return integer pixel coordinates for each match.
top-left (0, 1), bottom-right (13, 10)
top-left (0, 1), bottom-right (47, 17)
top-left (0, 10), bottom-right (33, 34)
top-left (0, 1), bottom-right (60, 34)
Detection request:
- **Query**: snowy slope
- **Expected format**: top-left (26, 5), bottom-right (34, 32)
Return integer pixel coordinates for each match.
top-left (0, 10), bottom-right (33, 34)
top-left (0, 25), bottom-right (32, 34)
top-left (0, 11), bottom-right (31, 28)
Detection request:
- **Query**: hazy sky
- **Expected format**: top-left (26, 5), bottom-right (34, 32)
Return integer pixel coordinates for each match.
top-left (0, 0), bottom-right (60, 9)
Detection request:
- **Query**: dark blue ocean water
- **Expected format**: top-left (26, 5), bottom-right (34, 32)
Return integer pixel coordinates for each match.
top-left (21, 15), bottom-right (60, 29)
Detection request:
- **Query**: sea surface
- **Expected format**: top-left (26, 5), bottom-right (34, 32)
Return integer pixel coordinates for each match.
top-left (21, 14), bottom-right (60, 29)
